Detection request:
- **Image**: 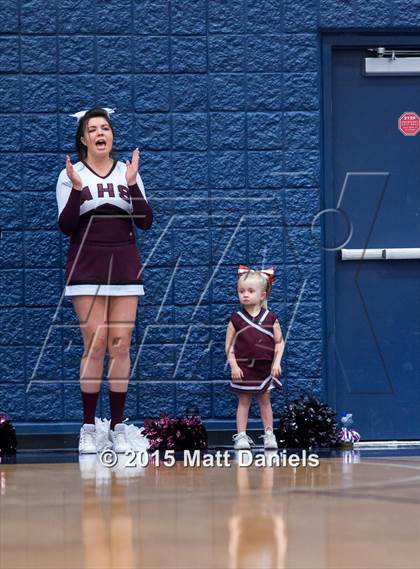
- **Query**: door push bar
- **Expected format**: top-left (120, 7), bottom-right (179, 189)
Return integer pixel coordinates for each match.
top-left (340, 248), bottom-right (420, 261)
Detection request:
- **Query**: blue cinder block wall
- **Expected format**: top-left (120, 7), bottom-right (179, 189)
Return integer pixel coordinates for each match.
top-left (0, 1), bottom-right (416, 430)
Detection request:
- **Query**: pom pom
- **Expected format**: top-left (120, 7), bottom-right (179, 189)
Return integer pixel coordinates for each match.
top-left (0, 413), bottom-right (17, 454)
top-left (143, 413), bottom-right (208, 452)
top-left (275, 395), bottom-right (340, 448)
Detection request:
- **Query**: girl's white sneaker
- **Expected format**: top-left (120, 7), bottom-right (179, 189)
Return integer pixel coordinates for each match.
top-left (233, 432), bottom-right (254, 450)
top-left (261, 428), bottom-right (278, 450)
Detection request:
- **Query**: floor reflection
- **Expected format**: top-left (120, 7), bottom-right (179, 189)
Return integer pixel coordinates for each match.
top-left (79, 455), bottom-right (144, 569)
top-left (0, 449), bottom-right (418, 569)
top-left (229, 452), bottom-right (287, 569)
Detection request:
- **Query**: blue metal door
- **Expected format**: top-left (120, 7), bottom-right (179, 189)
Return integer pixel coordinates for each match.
top-left (325, 44), bottom-right (420, 439)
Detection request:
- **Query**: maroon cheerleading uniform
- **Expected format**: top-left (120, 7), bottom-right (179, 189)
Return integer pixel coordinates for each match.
top-left (229, 307), bottom-right (282, 394)
top-left (56, 160), bottom-right (153, 296)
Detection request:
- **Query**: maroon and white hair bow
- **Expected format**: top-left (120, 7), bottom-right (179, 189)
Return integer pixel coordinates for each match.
top-left (238, 264), bottom-right (276, 284)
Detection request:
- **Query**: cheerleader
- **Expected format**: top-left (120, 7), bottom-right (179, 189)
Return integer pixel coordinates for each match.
top-left (225, 265), bottom-right (284, 450)
top-left (56, 107), bottom-right (153, 454)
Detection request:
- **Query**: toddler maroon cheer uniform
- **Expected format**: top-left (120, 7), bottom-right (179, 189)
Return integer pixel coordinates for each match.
top-left (56, 160), bottom-right (153, 296)
top-left (228, 307), bottom-right (282, 394)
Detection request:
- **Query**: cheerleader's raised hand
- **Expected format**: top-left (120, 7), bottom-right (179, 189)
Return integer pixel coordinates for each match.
top-left (126, 147), bottom-right (139, 186)
top-left (66, 155), bottom-right (82, 191)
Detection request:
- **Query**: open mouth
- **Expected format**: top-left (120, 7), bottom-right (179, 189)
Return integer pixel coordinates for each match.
top-left (96, 140), bottom-right (107, 149)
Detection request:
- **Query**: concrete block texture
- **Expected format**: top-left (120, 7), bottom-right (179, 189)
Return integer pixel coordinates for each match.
top-left (5, 0), bottom-right (409, 427)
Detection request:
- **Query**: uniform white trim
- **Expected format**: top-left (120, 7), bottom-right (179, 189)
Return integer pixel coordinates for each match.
top-left (64, 284), bottom-right (144, 296)
top-left (258, 309), bottom-right (269, 325)
top-left (236, 311), bottom-right (274, 338)
top-left (230, 374), bottom-right (273, 391)
top-left (268, 377), bottom-right (283, 390)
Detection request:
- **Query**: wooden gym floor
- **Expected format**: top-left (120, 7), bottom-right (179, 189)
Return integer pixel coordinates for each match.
top-left (0, 448), bottom-right (419, 569)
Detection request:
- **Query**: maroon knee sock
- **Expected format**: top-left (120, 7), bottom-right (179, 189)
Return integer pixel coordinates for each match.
top-left (81, 390), bottom-right (100, 425)
top-left (109, 390), bottom-right (127, 429)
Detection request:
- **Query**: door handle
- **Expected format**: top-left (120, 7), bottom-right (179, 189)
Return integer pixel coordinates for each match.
top-left (340, 248), bottom-right (420, 260)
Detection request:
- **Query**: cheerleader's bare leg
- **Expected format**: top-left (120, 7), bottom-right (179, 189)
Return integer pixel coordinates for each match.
top-left (236, 393), bottom-right (253, 433)
top-left (256, 390), bottom-right (273, 431)
top-left (72, 295), bottom-right (109, 424)
top-left (106, 295), bottom-right (138, 428)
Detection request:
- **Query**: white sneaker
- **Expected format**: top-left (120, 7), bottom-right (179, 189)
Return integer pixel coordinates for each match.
top-left (233, 432), bottom-right (254, 450)
top-left (78, 424), bottom-right (97, 454)
top-left (110, 423), bottom-right (131, 453)
top-left (261, 428), bottom-right (278, 450)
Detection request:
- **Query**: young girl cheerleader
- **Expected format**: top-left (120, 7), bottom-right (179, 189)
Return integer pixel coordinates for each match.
top-left (225, 265), bottom-right (284, 450)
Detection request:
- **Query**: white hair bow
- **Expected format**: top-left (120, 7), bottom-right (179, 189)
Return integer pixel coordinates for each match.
top-left (69, 108), bottom-right (116, 122)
